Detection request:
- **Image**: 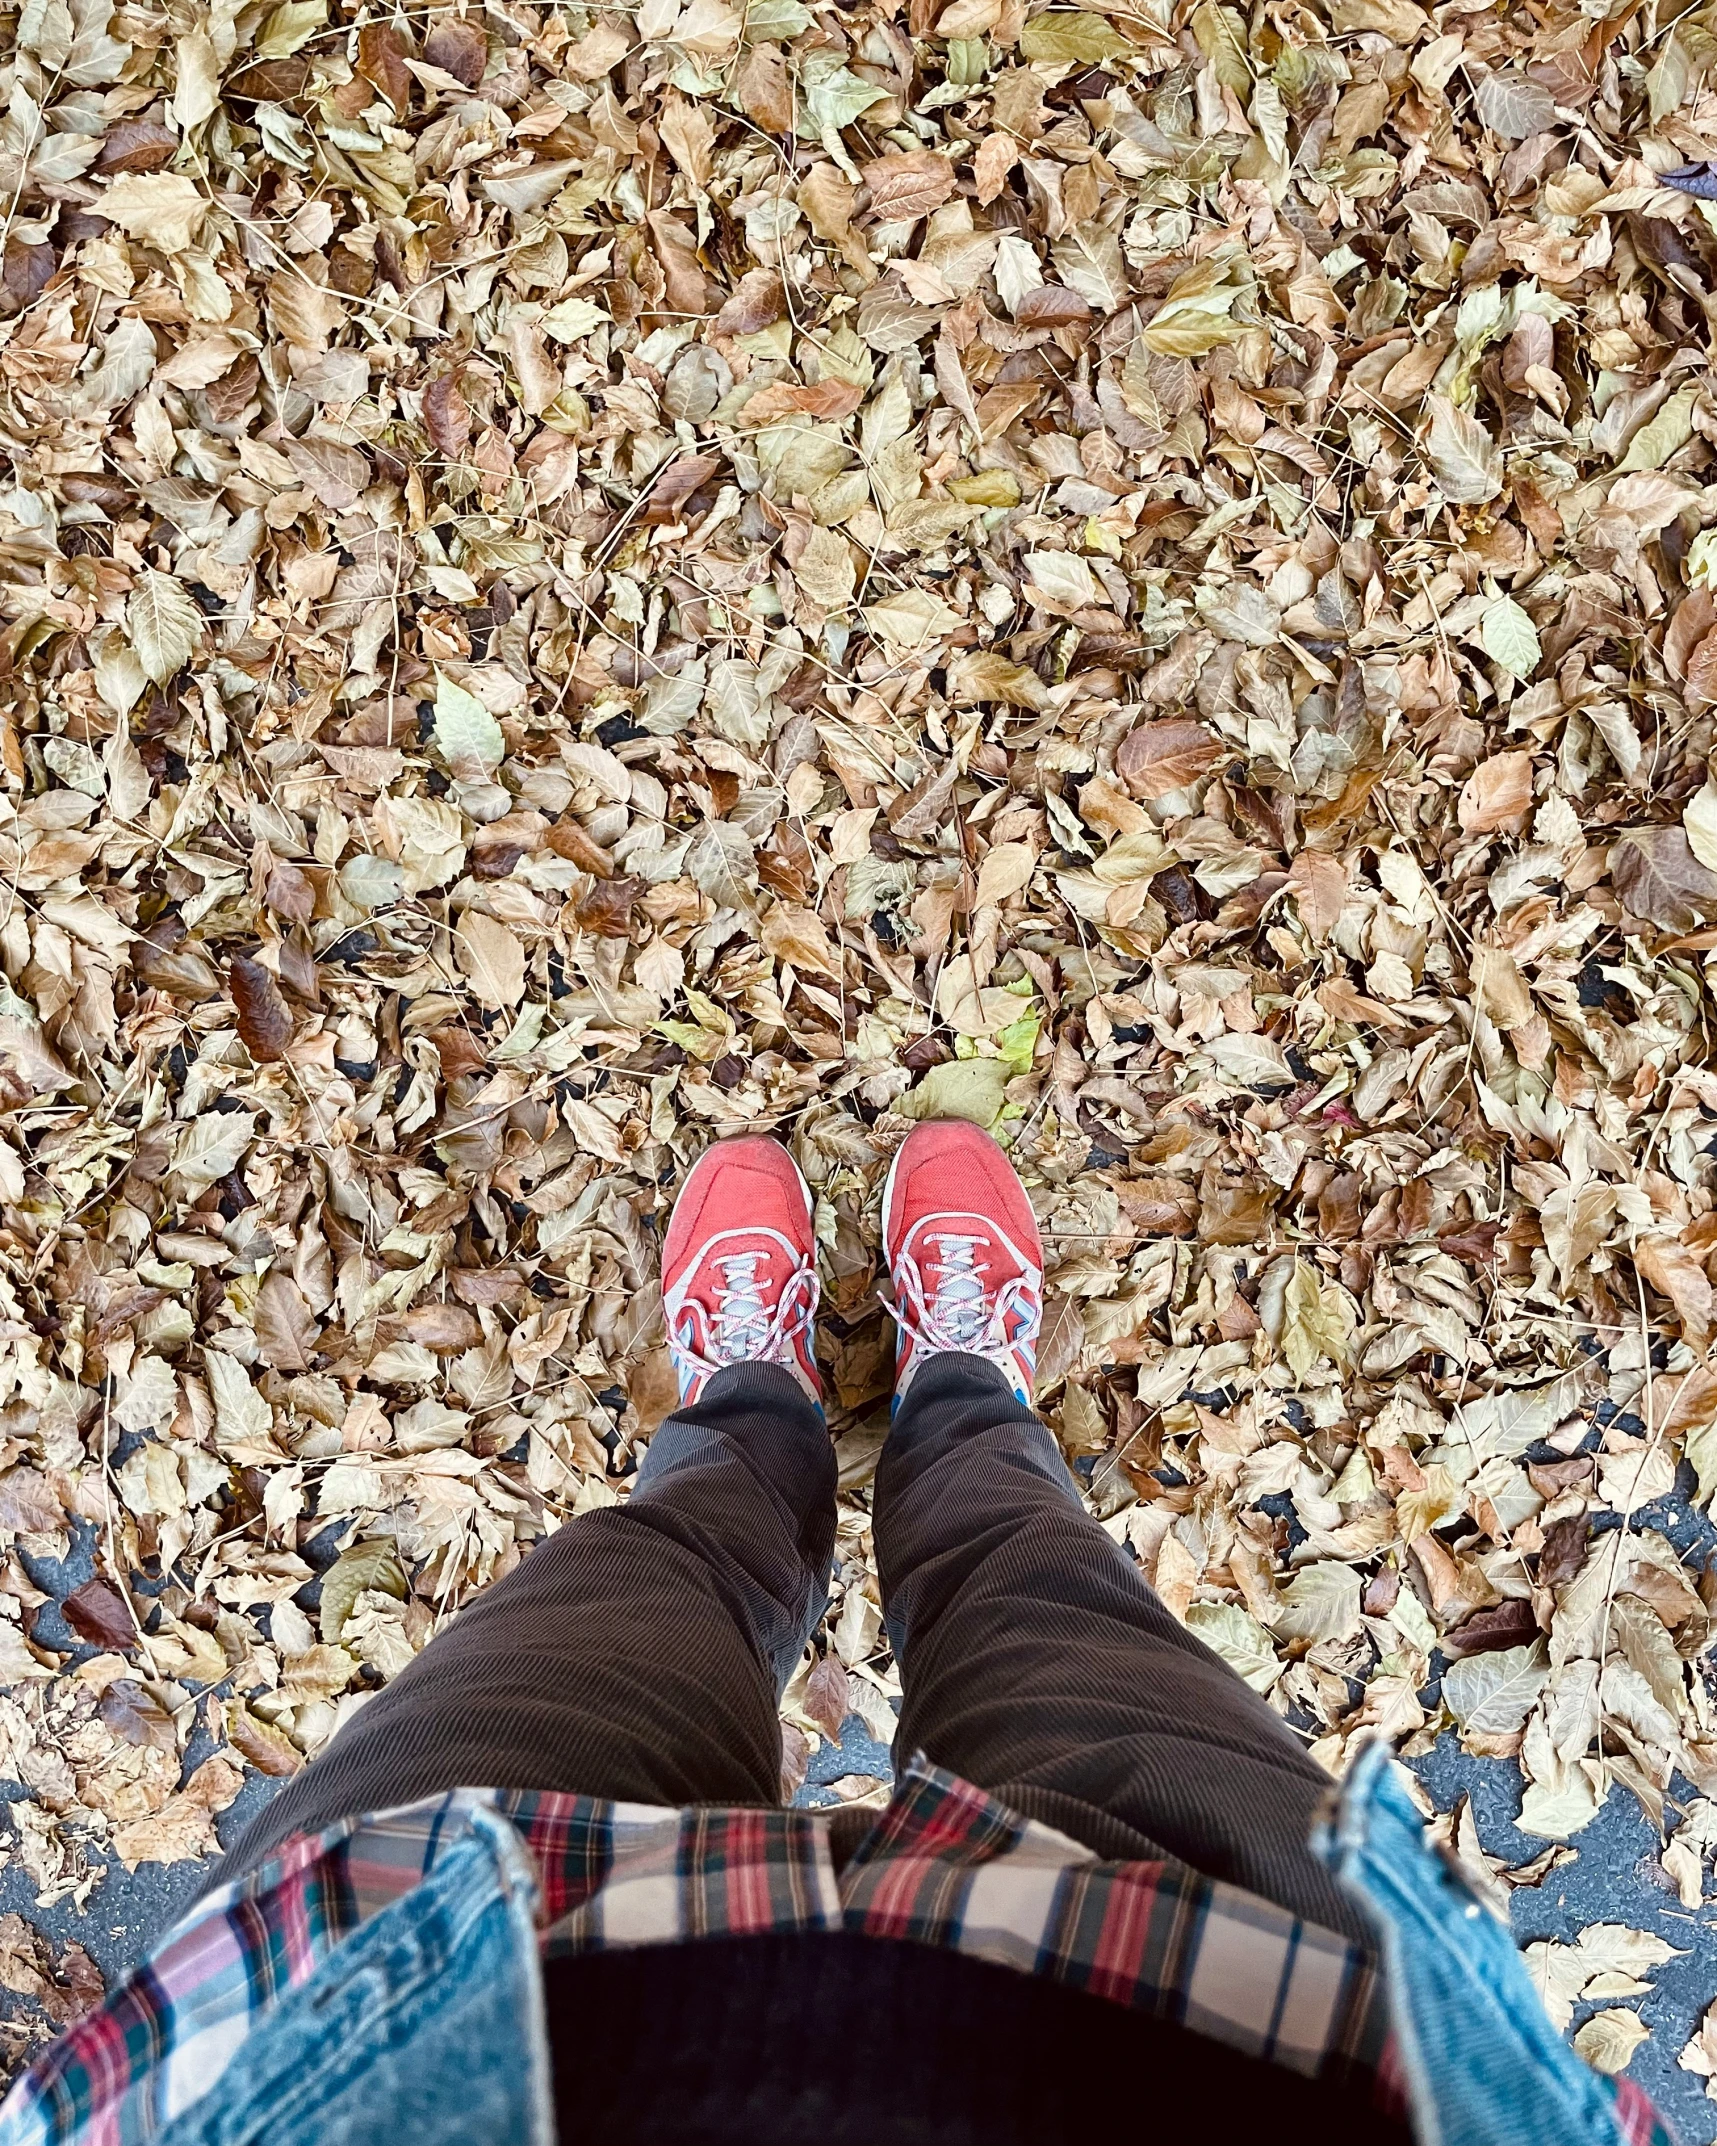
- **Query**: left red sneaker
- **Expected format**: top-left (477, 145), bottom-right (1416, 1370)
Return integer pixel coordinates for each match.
top-left (661, 1137), bottom-right (822, 1406)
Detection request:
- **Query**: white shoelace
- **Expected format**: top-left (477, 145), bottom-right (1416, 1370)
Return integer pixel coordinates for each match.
top-left (674, 1252), bottom-right (819, 1382)
top-left (892, 1231), bottom-right (1032, 1364)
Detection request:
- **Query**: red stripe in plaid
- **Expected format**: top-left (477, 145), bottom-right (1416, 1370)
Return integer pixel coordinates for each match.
top-left (1613, 2076), bottom-right (1677, 2146)
top-left (508, 1794), bottom-right (619, 1924)
top-left (715, 1809), bottom-right (775, 1937)
top-left (1079, 1864), bottom-right (1159, 2005)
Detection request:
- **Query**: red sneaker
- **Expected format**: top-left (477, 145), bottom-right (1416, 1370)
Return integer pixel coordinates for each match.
top-left (881, 1121), bottom-right (1044, 1406)
top-left (662, 1137), bottom-right (822, 1406)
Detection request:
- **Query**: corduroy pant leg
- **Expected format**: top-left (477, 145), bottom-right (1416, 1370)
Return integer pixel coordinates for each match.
top-left (873, 1352), bottom-right (1369, 1942)
top-left (213, 1363), bottom-right (835, 1879)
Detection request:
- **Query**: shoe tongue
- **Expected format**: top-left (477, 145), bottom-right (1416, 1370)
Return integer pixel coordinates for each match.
top-left (929, 1235), bottom-right (988, 1344)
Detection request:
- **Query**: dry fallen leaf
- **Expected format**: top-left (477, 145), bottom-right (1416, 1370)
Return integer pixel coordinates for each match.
top-left (0, 0), bottom-right (1715, 2115)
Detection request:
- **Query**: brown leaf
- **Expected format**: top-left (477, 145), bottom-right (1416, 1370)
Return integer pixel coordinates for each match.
top-left (423, 18), bottom-right (487, 84)
top-left (547, 818), bottom-right (617, 876)
top-left (1016, 284), bottom-right (1092, 327)
top-left (1636, 1237), bottom-right (1713, 1345)
top-left (714, 269), bottom-right (786, 337)
top-left (741, 379), bottom-right (866, 424)
top-left (97, 120), bottom-right (180, 173)
top-left (254, 1269), bottom-right (319, 1372)
top-left (430, 1025), bottom-right (489, 1080)
top-left (225, 1699), bottom-right (304, 1777)
top-left (805, 1653), bottom-right (851, 1741)
top-left (230, 956), bottom-right (294, 1063)
top-left (265, 860), bottom-right (315, 921)
top-left (282, 437), bottom-right (371, 512)
top-left (450, 1267), bottom-right (526, 1306)
top-left (1610, 827), bottom-right (1717, 930)
top-left (798, 163), bottom-right (861, 259)
top-left (400, 1302), bottom-right (481, 1351)
top-left (861, 149), bottom-right (955, 223)
top-left (761, 901), bottom-right (840, 976)
top-left (357, 22), bottom-right (413, 112)
top-left (62, 1577), bottom-right (135, 1650)
top-left (736, 43), bottom-right (793, 132)
top-left (1442, 1598), bottom-right (1540, 1657)
top-left (1115, 1177), bottom-right (1199, 1232)
top-left (423, 372), bottom-right (471, 460)
top-left (0, 1466), bottom-right (65, 1533)
top-left (110, 1757), bottom-right (244, 1869)
top-left (456, 912), bottom-right (526, 1008)
top-left (0, 1916), bottom-right (104, 2026)
top-left (226, 56), bottom-right (310, 98)
top-left (647, 210), bottom-right (717, 315)
top-left (1287, 851), bottom-right (1348, 937)
top-left (1116, 719), bottom-right (1226, 800)
top-left (642, 454), bottom-right (721, 522)
top-left (1538, 1515), bottom-right (1589, 1591)
top-left (98, 1677), bottom-right (178, 1751)
top-left (2, 237), bottom-right (54, 308)
top-left (1686, 628), bottom-right (1717, 710)
top-left (1458, 750), bottom-right (1534, 834)
top-left (574, 875), bottom-right (641, 938)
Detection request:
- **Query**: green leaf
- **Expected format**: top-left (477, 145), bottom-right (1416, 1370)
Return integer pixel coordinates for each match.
top-left (1479, 595), bottom-right (1541, 680)
top-left (799, 59), bottom-right (889, 136)
top-left (903, 1057), bottom-right (1011, 1130)
top-left (1190, 1), bottom-right (1249, 93)
top-left (996, 1004), bottom-right (1039, 1075)
top-left (432, 671), bottom-right (505, 770)
top-left (1139, 255), bottom-right (1249, 357)
top-left (742, 0), bottom-right (811, 40)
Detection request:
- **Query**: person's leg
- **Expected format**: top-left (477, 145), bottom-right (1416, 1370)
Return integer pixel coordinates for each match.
top-left (221, 1362), bottom-right (834, 1877)
top-left (873, 1123), bottom-right (1367, 1942)
top-left (219, 1138), bottom-right (834, 1878)
top-left (874, 1355), bottom-right (1366, 1938)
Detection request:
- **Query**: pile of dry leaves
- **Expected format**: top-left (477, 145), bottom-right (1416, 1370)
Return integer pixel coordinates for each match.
top-left (2, 0), bottom-right (1717, 2093)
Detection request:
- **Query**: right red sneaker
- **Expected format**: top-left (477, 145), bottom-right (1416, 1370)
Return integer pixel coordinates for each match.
top-left (881, 1120), bottom-right (1044, 1406)
top-left (661, 1137), bottom-right (822, 1406)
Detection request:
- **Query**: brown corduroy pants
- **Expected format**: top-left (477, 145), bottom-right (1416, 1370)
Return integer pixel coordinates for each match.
top-left (218, 1354), bottom-right (1363, 1941)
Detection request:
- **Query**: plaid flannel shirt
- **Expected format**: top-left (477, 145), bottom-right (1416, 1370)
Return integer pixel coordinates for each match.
top-left (0, 1754), bottom-right (1668, 2146)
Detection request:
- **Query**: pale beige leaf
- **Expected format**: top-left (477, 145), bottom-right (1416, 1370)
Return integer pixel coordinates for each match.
top-left (457, 912), bottom-right (527, 1008)
top-left (126, 570), bottom-right (203, 684)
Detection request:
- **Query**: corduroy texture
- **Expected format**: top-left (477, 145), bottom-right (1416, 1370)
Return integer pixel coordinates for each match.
top-left (220, 1352), bottom-right (1359, 1944)
top-left (877, 1352), bottom-right (1367, 1940)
